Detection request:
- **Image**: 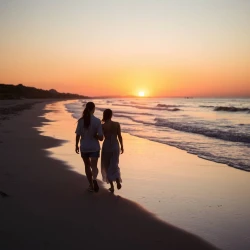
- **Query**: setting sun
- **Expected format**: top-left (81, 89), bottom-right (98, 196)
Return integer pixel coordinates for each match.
top-left (138, 91), bottom-right (145, 97)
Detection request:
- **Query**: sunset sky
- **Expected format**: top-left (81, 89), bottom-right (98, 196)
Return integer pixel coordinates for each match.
top-left (0, 0), bottom-right (250, 97)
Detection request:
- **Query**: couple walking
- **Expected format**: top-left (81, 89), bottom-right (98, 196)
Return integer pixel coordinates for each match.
top-left (75, 102), bottom-right (124, 193)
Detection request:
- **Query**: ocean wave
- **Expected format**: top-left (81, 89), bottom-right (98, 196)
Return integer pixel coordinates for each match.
top-left (154, 118), bottom-right (250, 144)
top-left (122, 127), bottom-right (250, 171)
top-left (116, 111), bottom-right (153, 116)
top-left (130, 101), bottom-right (147, 105)
top-left (113, 103), bottom-right (181, 111)
top-left (157, 104), bottom-right (181, 108)
top-left (214, 106), bottom-right (250, 112)
top-left (95, 107), bottom-right (153, 116)
top-left (95, 107), bottom-right (105, 112)
top-left (113, 104), bottom-right (134, 107)
top-left (165, 108), bottom-right (181, 111)
top-left (111, 114), bottom-right (153, 125)
top-left (199, 105), bottom-right (215, 108)
top-left (135, 104), bottom-right (181, 111)
top-left (65, 101), bottom-right (250, 171)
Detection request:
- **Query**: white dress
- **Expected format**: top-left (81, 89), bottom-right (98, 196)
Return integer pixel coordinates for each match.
top-left (101, 123), bottom-right (122, 183)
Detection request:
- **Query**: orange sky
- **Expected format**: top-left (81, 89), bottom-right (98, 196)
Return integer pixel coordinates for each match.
top-left (0, 0), bottom-right (250, 97)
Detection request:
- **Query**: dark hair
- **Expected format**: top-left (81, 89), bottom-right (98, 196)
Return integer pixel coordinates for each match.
top-left (82, 102), bottom-right (95, 128)
top-left (102, 109), bottom-right (112, 122)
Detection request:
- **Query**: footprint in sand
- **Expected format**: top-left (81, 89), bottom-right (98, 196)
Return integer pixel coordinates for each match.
top-left (0, 191), bottom-right (9, 198)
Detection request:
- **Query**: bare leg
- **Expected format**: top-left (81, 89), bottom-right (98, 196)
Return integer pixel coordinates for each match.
top-left (109, 180), bottom-right (114, 193)
top-left (90, 157), bottom-right (99, 180)
top-left (82, 157), bottom-right (93, 189)
top-left (90, 157), bottom-right (99, 192)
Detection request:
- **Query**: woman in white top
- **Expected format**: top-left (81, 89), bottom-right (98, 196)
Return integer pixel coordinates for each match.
top-left (75, 102), bottom-right (103, 192)
top-left (101, 109), bottom-right (124, 193)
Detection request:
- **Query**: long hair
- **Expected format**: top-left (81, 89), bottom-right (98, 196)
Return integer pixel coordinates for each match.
top-left (82, 102), bottom-right (95, 128)
top-left (102, 109), bottom-right (112, 123)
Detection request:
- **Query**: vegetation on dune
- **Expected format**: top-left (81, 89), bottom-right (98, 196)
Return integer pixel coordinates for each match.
top-left (0, 83), bottom-right (89, 100)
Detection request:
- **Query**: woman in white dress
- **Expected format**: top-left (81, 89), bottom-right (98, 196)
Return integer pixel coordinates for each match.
top-left (101, 109), bottom-right (124, 193)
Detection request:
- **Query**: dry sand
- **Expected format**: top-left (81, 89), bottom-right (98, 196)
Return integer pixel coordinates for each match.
top-left (0, 100), bottom-right (218, 249)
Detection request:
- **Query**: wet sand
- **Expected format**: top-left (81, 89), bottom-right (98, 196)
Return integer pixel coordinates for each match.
top-left (0, 100), bottom-right (218, 249)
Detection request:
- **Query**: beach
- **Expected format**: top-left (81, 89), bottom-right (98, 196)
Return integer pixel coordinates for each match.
top-left (1, 1), bottom-right (249, 249)
top-left (1, 100), bottom-right (250, 250)
top-left (0, 99), bottom-right (219, 250)
top-left (44, 100), bottom-right (250, 250)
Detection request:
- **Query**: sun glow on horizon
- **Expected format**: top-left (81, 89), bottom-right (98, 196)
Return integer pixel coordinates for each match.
top-left (0, 1), bottom-right (250, 97)
top-left (138, 91), bottom-right (145, 97)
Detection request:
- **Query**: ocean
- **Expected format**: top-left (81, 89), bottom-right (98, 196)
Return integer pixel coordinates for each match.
top-left (66, 97), bottom-right (250, 171)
